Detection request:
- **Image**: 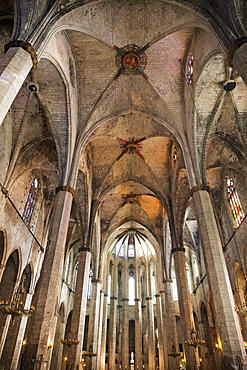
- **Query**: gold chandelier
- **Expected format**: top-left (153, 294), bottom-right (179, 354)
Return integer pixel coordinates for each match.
top-left (0, 275), bottom-right (35, 322)
top-left (81, 350), bottom-right (97, 358)
top-left (168, 344), bottom-right (181, 358)
top-left (60, 331), bottom-right (80, 347)
top-left (234, 302), bottom-right (247, 316)
top-left (184, 328), bottom-right (205, 349)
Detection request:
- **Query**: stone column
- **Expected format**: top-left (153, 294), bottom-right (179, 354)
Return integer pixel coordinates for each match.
top-left (99, 292), bottom-right (108, 370)
top-left (86, 278), bottom-right (102, 370)
top-left (108, 262), bottom-right (118, 370)
top-left (68, 246), bottom-right (92, 369)
top-left (121, 264), bottom-right (129, 370)
top-left (0, 42), bottom-right (37, 126)
top-left (155, 294), bottom-right (166, 370)
top-left (26, 186), bottom-right (74, 369)
top-left (162, 280), bottom-right (180, 370)
top-left (145, 296), bottom-right (155, 370)
top-left (10, 292), bottom-right (34, 370)
top-left (146, 265), bottom-right (155, 370)
top-left (135, 265), bottom-right (142, 370)
top-left (192, 187), bottom-right (247, 366)
top-left (172, 247), bottom-right (199, 370)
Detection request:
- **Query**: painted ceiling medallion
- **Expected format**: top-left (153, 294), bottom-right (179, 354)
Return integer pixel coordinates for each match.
top-left (116, 137), bottom-right (146, 161)
top-left (115, 44), bottom-right (147, 76)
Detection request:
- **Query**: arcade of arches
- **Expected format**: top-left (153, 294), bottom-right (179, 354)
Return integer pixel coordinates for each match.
top-left (1, 1), bottom-right (247, 369)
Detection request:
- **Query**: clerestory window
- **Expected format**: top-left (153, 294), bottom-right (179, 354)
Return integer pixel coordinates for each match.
top-left (227, 177), bottom-right (245, 227)
top-left (22, 178), bottom-right (38, 226)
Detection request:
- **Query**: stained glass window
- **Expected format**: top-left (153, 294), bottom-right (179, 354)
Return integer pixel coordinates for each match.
top-left (152, 273), bottom-right (156, 303)
top-left (72, 261), bottom-right (79, 291)
top-left (87, 269), bottom-right (93, 300)
top-left (119, 243), bottom-right (124, 257)
top-left (107, 274), bottom-right (112, 304)
top-left (128, 277), bottom-right (135, 305)
top-left (172, 145), bottom-right (177, 166)
top-left (227, 177), bottom-right (245, 227)
top-left (187, 53), bottom-right (194, 84)
top-left (22, 178), bottom-right (38, 226)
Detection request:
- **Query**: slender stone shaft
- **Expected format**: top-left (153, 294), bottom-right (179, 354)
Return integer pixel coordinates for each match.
top-left (69, 247), bottom-right (92, 369)
top-left (172, 248), bottom-right (199, 370)
top-left (192, 189), bottom-right (246, 364)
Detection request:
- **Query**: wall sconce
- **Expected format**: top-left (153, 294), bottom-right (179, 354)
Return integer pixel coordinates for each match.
top-left (47, 343), bottom-right (53, 350)
top-left (22, 339), bottom-right (27, 346)
top-left (214, 343), bottom-right (222, 351)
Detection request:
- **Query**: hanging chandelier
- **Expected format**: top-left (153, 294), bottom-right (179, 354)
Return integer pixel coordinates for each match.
top-left (0, 275), bottom-right (35, 322)
top-left (184, 328), bottom-right (205, 349)
top-left (60, 331), bottom-right (80, 347)
top-left (234, 302), bottom-right (247, 316)
top-left (81, 349), bottom-right (97, 358)
top-left (168, 344), bottom-right (181, 358)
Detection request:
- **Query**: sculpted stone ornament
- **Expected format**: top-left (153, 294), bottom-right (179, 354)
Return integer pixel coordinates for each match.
top-left (115, 44), bottom-right (147, 77)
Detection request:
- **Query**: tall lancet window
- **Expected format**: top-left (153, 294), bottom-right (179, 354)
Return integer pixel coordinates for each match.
top-left (87, 269), bottom-right (93, 300)
top-left (129, 265), bottom-right (135, 305)
top-left (22, 178), bottom-right (38, 226)
top-left (227, 177), bottom-right (245, 227)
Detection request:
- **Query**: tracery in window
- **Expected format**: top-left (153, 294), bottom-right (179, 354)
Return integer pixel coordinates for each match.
top-left (22, 178), bottom-right (38, 226)
top-left (87, 269), bottom-right (93, 300)
top-left (227, 177), bottom-right (245, 227)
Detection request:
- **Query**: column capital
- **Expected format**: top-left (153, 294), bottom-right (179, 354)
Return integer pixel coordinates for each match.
top-left (171, 247), bottom-right (185, 254)
top-left (163, 279), bottom-right (173, 284)
top-left (227, 37), bottom-right (247, 67)
top-left (134, 298), bottom-right (142, 301)
top-left (110, 296), bottom-right (118, 300)
top-left (78, 247), bottom-right (92, 253)
top-left (190, 184), bottom-right (210, 196)
top-left (122, 298), bottom-right (129, 302)
top-left (56, 185), bottom-right (75, 196)
top-left (4, 40), bottom-right (38, 69)
top-left (145, 297), bottom-right (153, 300)
top-left (155, 294), bottom-right (161, 298)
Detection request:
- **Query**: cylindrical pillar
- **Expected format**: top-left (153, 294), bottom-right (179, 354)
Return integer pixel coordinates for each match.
top-left (192, 188), bottom-right (247, 366)
top-left (172, 247), bottom-right (199, 370)
top-left (121, 264), bottom-right (129, 370)
top-left (146, 265), bottom-right (155, 370)
top-left (162, 280), bottom-right (180, 370)
top-left (155, 294), bottom-right (165, 370)
top-left (0, 45), bottom-right (34, 126)
top-left (135, 265), bottom-right (142, 370)
top-left (68, 246), bottom-right (92, 369)
top-left (108, 262), bottom-right (118, 370)
top-left (25, 187), bottom-right (74, 369)
top-left (86, 279), bottom-right (102, 370)
top-left (99, 292), bottom-right (108, 370)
